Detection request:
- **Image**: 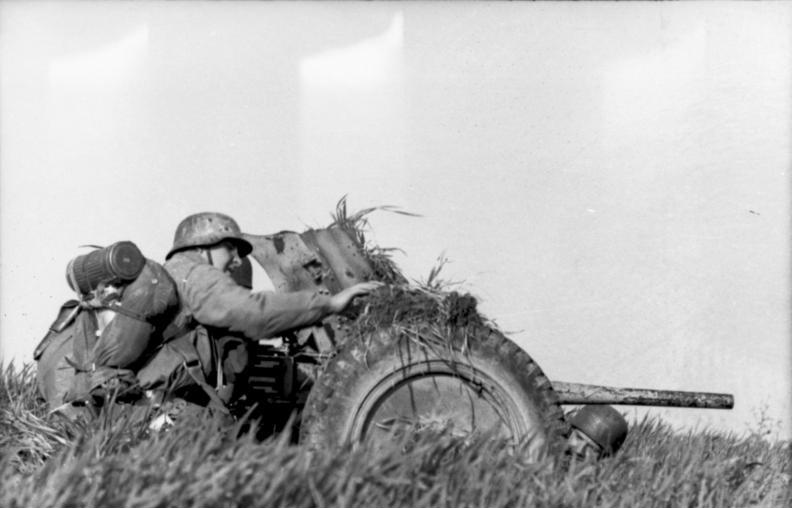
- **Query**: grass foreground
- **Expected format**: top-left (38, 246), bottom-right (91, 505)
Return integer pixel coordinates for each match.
top-left (1, 363), bottom-right (789, 508)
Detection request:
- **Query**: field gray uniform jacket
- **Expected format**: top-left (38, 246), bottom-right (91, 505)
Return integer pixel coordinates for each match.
top-left (163, 250), bottom-right (335, 340)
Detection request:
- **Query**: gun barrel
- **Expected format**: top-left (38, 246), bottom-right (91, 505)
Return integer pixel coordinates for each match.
top-left (552, 381), bottom-right (734, 409)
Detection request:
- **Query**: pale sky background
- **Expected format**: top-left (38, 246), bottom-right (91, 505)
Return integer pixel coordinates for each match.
top-left (1, 2), bottom-right (790, 439)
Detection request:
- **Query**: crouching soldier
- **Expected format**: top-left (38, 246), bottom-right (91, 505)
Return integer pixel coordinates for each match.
top-left (136, 212), bottom-right (380, 420)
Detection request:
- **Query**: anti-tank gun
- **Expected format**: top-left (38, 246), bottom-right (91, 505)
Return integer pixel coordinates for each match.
top-left (235, 221), bottom-right (733, 459)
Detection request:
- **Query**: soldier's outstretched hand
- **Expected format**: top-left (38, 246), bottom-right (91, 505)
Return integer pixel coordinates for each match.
top-left (329, 281), bottom-right (383, 313)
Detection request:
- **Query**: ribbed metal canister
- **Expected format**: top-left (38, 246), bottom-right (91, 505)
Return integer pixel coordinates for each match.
top-left (66, 241), bottom-right (146, 294)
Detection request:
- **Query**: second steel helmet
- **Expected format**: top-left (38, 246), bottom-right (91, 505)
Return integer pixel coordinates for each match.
top-left (569, 405), bottom-right (628, 454)
top-left (166, 212), bottom-right (253, 260)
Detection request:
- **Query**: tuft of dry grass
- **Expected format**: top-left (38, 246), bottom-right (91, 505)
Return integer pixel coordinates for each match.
top-left (330, 195), bottom-right (419, 285)
top-left (330, 198), bottom-right (486, 348)
top-left (0, 364), bottom-right (74, 474)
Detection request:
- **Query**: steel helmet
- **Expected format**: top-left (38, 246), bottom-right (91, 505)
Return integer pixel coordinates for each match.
top-left (166, 212), bottom-right (253, 260)
top-left (569, 405), bottom-right (628, 454)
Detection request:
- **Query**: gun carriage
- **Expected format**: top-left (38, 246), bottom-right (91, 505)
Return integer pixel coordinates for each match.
top-left (236, 223), bottom-right (733, 457)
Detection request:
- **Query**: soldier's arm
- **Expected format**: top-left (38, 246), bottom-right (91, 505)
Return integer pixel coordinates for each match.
top-left (181, 264), bottom-right (378, 339)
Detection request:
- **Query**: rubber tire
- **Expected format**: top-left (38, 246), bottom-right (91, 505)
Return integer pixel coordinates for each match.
top-left (300, 323), bottom-right (569, 460)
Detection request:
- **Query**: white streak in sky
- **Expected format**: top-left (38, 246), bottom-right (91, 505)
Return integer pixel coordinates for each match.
top-left (299, 13), bottom-right (403, 91)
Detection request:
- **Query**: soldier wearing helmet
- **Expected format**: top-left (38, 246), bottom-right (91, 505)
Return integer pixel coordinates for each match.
top-left (137, 212), bottom-right (380, 414)
top-left (566, 405), bottom-right (629, 460)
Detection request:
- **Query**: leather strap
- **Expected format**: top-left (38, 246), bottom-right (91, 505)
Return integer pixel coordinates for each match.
top-left (182, 359), bottom-right (231, 415)
top-left (105, 300), bottom-right (154, 325)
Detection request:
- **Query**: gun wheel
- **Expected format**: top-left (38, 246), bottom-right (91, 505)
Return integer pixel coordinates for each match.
top-left (300, 324), bottom-right (569, 460)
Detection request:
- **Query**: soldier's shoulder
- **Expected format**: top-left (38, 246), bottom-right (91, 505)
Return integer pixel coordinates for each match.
top-left (165, 251), bottom-right (232, 289)
top-left (164, 251), bottom-right (204, 281)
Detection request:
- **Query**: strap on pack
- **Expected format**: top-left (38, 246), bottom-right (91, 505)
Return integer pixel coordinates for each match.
top-left (105, 300), bottom-right (155, 326)
top-left (156, 326), bottom-right (231, 415)
top-left (62, 309), bottom-right (100, 404)
top-left (182, 360), bottom-right (231, 415)
top-left (33, 300), bottom-right (81, 361)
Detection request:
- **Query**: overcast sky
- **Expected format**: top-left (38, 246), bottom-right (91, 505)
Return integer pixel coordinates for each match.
top-left (1, 1), bottom-right (789, 439)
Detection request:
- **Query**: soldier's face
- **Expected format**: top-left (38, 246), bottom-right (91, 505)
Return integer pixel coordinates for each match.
top-left (567, 428), bottom-right (603, 460)
top-left (209, 242), bottom-right (242, 273)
